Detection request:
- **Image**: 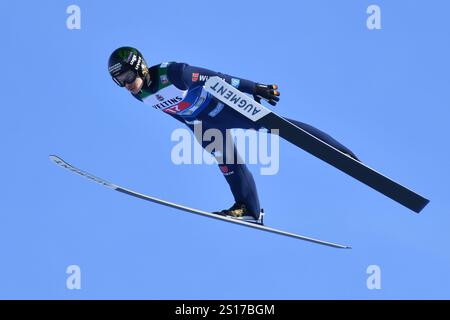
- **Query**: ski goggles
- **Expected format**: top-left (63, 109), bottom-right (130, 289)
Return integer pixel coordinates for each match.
top-left (112, 69), bottom-right (138, 87)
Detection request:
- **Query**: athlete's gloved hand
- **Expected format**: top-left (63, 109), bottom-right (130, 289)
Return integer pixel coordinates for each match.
top-left (253, 83), bottom-right (280, 106)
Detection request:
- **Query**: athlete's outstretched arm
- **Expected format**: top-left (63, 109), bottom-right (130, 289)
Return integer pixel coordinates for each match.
top-left (168, 62), bottom-right (280, 106)
top-left (168, 62), bottom-right (255, 93)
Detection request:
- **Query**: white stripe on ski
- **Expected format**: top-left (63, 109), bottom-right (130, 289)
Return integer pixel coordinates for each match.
top-left (49, 155), bottom-right (351, 249)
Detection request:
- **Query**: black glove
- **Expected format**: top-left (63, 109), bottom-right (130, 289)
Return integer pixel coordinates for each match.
top-left (253, 83), bottom-right (280, 106)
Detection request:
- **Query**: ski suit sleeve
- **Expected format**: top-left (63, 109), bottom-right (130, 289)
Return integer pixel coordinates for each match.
top-left (167, 62), bottom-right (256, 94)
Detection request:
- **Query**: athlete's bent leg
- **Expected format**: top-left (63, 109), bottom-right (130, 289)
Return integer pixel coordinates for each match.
top-left (187, 122), bottom-right (261, 218)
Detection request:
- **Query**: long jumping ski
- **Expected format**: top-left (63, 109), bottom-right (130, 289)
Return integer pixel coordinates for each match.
top-left (204, 77), bottom-right (429, 213)
top-left (49, 155), bottom-right (351, 249)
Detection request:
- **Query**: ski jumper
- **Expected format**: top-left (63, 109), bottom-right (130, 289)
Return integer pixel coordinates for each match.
top-left (132, 62), bottom-right (358, 218)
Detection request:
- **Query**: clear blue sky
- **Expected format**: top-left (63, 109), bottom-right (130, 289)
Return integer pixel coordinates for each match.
top-left (1, 0), bottom-right (449, 299)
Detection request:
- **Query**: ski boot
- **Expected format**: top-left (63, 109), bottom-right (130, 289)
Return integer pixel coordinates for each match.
top-left (213, 203), bottom-right (264, 225)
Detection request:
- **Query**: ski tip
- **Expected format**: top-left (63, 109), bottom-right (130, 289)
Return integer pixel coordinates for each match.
top-left (49, 154), bottom-right (61, 162)
top-left (49, 155), bottom-right (68, 167)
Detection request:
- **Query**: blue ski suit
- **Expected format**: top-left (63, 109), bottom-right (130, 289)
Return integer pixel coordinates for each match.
top-left (133, 62), bottom-right (358, 217)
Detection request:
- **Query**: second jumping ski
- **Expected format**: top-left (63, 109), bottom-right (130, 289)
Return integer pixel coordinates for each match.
top-left (49, 155), bottom-right (351, 249)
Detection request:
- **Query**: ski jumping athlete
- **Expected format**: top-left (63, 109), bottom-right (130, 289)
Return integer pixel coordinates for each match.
top-left (108, 46), bottom-right (359, 225)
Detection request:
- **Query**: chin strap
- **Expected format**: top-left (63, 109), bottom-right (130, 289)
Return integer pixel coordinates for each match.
top-left (144, 73), bottom-right (152, 87)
